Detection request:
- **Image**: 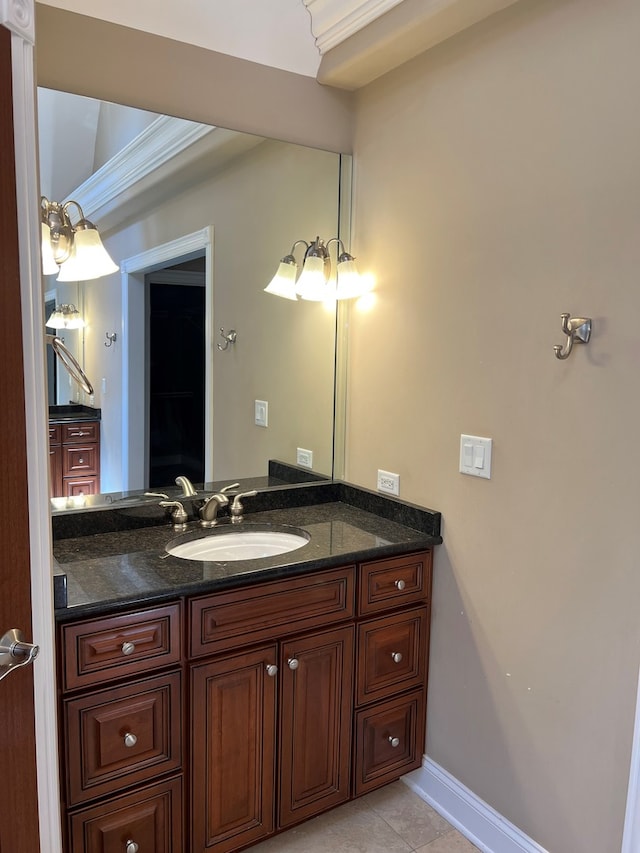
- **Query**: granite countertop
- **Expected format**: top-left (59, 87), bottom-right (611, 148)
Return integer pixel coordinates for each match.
top-left (53, 488), bottom-right (442, 621)
top-left (49, 404), bottom-right (102, 423)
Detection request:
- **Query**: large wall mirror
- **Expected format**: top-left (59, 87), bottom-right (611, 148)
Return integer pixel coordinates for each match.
top-left (39, 88), bottom-right (349, 507)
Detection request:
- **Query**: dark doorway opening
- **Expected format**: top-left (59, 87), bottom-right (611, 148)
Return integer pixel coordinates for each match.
top-left (147, 260), bottom-right (206, 488)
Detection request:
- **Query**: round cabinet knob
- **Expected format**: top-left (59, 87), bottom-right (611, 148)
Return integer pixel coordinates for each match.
top-left (124, 732), bottom-right (138, 748)
top-left (288, 658), bottom-right (299, 671)
top-left (121, 641), bottom-right (136, 656)
top-left (391, 652), bottom-right (403, 664)
top-left (126, 841), bottom-right (139, 853)
top-left (78, 457), bottom-right (84, 464)
top-left (265, 664), bottom-right (278, 677)
top-left (388, 736), bottom-right (400, 748)
top-left (394, 579), bottom-right (406, 591)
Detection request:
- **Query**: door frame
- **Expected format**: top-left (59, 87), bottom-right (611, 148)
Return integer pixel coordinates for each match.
top-left (3, 1), bottom-right (63, 849)
top-left (120, 227), bottom-right (214, 491)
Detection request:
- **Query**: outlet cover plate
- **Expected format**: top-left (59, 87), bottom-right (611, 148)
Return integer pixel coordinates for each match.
top-left (377, 469), bottom-right (400, 495)
top-left (297, 448), bottom-right (313, 469)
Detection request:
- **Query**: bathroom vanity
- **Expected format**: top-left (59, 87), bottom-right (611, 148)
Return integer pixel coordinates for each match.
top-left (48, 405), bottom-right (101, 499)
top-left (53, 484), bottom-right (441, 852)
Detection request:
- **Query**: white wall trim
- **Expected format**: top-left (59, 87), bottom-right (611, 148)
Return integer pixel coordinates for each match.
top-left (622, 666), bottom-right (640, 853)
top-left (7, 6), bottom-right (63, 851)
top-left (120, 227), bottom-right (214, 491)
top-left (0, 0), bottom-right (34, 41)
top-left (403, 757), bottom-right (549, 853)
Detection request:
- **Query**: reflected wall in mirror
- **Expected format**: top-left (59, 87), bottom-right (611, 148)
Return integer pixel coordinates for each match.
top-left (39, 88), bottom-right (346, 500)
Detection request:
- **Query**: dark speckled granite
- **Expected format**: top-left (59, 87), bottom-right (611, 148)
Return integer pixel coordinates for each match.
top-left (52, 484), bottom-right (442, 621)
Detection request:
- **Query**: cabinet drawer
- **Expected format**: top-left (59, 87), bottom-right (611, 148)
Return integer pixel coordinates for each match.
top-left (49, 424), bottom-right (61, 444)
top-left (61, 603), bottom-right (182, 691)
top-left (358, 551), bottom-right (431, 615)
top-left (68, 776), bottom-right (183, 853)
top-left (62, 444), bottom-right (98, 476)
top-left (356, 607), bottom-right (428, 706)
top-left (65, 671), bottom-right (182, 806)
top-left (64, 476), bottom-right (98, 497)
top-left (190, 566), bottom-right (355, 657)
top-left (353, 689), bottom-right (425, 796)
top-left (62, 420), bottom-right (99, 443)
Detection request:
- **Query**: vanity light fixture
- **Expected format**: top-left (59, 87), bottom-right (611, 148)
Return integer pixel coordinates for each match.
top-left (40, 196), bottom-right (119, 281)
top-left (45, 303), bottom-right (86, 330)
top-left (265, 236), bottom-right (366, 301)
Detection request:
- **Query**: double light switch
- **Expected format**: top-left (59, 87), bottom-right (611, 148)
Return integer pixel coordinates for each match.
top-left (459, 435), bottom-right (492, 479)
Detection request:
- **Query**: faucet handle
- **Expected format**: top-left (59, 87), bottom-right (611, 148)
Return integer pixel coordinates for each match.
top-left (230, 490), bottom-right (258, 523)
top-left (220, 482), bottom-right (240, 494)
top-left (159, 500), bottom-right (188, 531)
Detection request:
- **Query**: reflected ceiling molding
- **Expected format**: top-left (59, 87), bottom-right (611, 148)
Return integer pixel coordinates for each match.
top-left (64, 115), bottom-right (262, 231)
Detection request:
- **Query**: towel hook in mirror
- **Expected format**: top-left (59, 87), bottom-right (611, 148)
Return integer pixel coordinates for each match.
top-left (104, 332), bottom-right (117, 348)
top-left (217, 328), bottom-right (237, 351)
top-left (553, 313), bottom-right (591, 360)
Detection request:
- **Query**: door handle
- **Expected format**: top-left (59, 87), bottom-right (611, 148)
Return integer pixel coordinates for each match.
top-left (0, 628), bottom-right (39, 684)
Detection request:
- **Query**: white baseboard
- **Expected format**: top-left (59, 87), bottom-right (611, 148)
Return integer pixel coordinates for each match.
top-left (402, 756), bottom-right (549, 853)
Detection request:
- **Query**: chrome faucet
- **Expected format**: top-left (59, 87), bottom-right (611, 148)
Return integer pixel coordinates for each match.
top-left (199, 483), bottom-right (239, 528)
top-left (230, 490), bottom-right (258, 524)
top-left (175, 475), bottom-right (197, 497)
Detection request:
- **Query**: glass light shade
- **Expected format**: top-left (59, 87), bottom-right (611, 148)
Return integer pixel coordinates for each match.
top-left (41, 222), bottom-right (60, 276)
top-left (264, 259), bottom-right (298, 300)
top-left (296, 256), bottom-right (329, 301)
top-left (335, 257), bottom-right (365, 300)
top-left (45, 303), bottom-right (85, 330)
top-left (57, 227), bottom-right (119, 282)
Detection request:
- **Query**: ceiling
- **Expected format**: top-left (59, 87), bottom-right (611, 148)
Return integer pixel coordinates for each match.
top-left (36, 0), bottom-right (524, 85)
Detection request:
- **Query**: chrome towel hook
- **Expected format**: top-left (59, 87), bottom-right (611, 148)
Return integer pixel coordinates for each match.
top-left (217, 328), bottom-right (237, 351)
top-left (104, 332), bottom-right (117, 348)
top-left (554, 313), bottom-right (591, 360)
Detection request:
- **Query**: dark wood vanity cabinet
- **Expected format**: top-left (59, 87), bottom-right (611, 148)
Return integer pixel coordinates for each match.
top-left (49, 419), bottom-right (101, 498)
top-left (57, 549), bottom-right (433, 853)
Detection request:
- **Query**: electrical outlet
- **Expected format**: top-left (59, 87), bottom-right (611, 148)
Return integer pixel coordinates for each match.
top-left (255, 400), bottom-right (268, 427)
top-left (377, 469), bottom-right (400, 496)
top-left (297, 448), bottom-right (313, 469)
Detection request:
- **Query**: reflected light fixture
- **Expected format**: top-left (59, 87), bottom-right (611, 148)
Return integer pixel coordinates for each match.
top-left (45, 303), bottom-right (86, 330)
top-left (264, 236), bottom-right (366, 301)
top-left (40, 196), bottom-right (119, 281)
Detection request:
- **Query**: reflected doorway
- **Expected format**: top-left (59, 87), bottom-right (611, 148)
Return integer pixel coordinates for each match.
top-left (147, 259), bottom-right (205, 487)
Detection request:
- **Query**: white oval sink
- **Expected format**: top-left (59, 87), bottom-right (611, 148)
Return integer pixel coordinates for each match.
top-left (167, 528), bottom-right (309, 562)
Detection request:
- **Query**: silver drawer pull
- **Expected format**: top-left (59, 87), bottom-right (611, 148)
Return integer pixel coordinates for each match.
top-left (265, 664), bottom-right (278, 677)
top-left (126, 841), bottom-right (139, 853)
top-left (121, 641), bottom-right (136, 656)
top-left (394, 579), bottom-right (406, 591)
top-left (288, 658), bottom-right (299, 670)
top-left (391, 652), bottom-right (403, 664)
top-left (388, 736), bottom-right (400, 748)
top-left (78, 457), bottom-right (84, 464)
top-left (124, 732), bottom-right (138, 748)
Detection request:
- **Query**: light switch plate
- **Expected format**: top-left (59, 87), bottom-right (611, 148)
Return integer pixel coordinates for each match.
top-left (255, 400), bottom-right (268, 427)
top-left (459, 435), bottom-right (492, 479)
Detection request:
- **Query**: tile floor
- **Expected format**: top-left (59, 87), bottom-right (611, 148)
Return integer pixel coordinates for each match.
top-left (246, 780), bottom-right (480, 852)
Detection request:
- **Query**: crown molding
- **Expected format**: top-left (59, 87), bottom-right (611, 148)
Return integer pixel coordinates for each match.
top-left (303, 0), bottom-right (403, 54)
top-left (0, 0), bottom-right (34, 42)
top-left (69, 114), bottom-right (212, 220)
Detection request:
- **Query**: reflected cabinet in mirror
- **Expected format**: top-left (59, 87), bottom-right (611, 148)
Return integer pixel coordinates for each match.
top-left (39, 89), bottom-right (349, 506)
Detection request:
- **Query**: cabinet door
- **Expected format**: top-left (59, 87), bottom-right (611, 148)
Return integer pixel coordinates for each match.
top-left (279, 625), bottom-right (354, 828)
top-left (191, 644), bottom-right (278, 853)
